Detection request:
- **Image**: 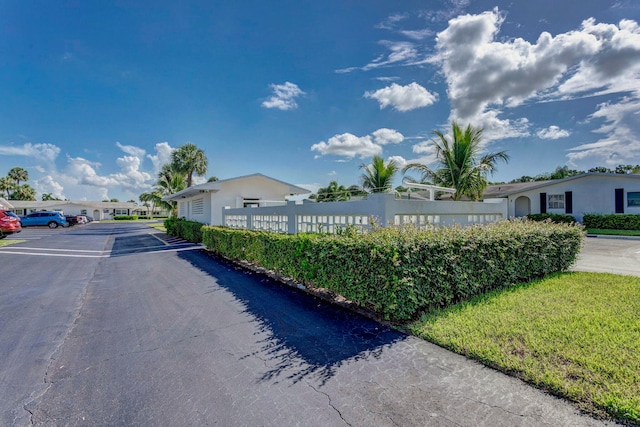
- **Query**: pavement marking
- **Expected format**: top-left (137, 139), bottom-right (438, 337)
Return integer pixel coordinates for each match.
top-left (2, 246), bottom-right (107, 253)
top-left (148, 232), bottom-right (170, 245)
top-left (0, 243), bottom-right (202, 258)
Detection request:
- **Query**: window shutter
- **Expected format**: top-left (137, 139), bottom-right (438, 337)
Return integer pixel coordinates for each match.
top-left (540, 192), bottom-right (547, 214)
top-left (615, 188), bottom-right (624, 214)
top-left (565, 191), bottom-right (573, 214)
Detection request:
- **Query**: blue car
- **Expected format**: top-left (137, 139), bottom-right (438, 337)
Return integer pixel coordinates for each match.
top-left (20, 211), bottom-right (68, 229)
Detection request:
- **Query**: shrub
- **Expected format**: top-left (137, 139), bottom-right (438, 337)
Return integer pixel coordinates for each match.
top-left (526, 213), bottom-right (575, 224)
top-left (202, 220), bottom-right (585, 322)
top-left (583, 213), bottom-right (640, 230)
top-left (164, 217), bottom-right (204, 243)
top-left (114, 215), bottom-right (139, 220)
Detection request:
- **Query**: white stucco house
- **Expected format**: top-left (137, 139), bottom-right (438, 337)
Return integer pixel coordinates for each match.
top-left (483, 173), bottom-right (640, 222)
top-left (162, 173), bottom-right (311, 225)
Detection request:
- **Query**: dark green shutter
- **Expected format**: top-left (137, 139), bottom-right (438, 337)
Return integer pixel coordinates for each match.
top-left (540, 192), bottom-right (547, 214)
top-left (565, 191), bottom-right (573, 214)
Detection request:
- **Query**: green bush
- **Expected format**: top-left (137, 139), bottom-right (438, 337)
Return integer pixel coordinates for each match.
top-left (583, 213), bottom-right (640, 230)
top-left (202, 220), bottom-right (585, 322)
top-left (114, 215), bottom-right (139, 220)
top-left (526, 213), bottom-right (575, 224)
top-left (164, 217), bottom-right (204, 243)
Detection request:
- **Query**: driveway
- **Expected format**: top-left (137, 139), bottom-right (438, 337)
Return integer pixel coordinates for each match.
top-left (0, 223), bottom-right (613, 426)
top-left (572, 236), bottom-right (640, 276)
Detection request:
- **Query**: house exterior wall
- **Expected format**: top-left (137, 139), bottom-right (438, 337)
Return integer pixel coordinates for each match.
top-left (176, 175), bottom-right (299, 225)
top-left (503, 175), bottom-right (640, 222)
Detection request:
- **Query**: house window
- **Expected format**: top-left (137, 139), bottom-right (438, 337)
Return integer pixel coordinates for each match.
top-left (81, 209), bottom-right (87, 215)
top-left (548, 194), bottom-right (565, 209)
top-left (628, 192), bottom-right (640, 207)
top-left (114, 209), bottom-right (128, 215)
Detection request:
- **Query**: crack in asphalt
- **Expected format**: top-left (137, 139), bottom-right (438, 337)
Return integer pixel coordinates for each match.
top-left (307, 382), bottom-right (352, 426)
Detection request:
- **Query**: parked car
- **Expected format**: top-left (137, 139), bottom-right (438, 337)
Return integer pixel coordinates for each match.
top-left (65, 215), bottom-right (79, 226)
top-left (20, 211), bottom-right (68, 229)
top-left (0, 209), bottom-right (22, 239)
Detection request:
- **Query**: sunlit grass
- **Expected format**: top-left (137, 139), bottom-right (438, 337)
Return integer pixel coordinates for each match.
top-left (408, 272), bottom-right (640, 424)
top-left (147, 222), bottom-right (166, 233)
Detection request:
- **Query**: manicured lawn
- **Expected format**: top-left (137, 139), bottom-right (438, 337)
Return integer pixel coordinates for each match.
top-left (586, 228), bottom-right (640, 237)
top-left (408, 272), bottom-right (640, 424)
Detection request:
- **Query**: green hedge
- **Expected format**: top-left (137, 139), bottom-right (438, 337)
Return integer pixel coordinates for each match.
top-left (114, 215), bottom-right (139, 220)
top-left (526, 213), bottom-right (575, 224)
top-left (164, 217), bottom-right (204, 243)
top-left (202, 221), bottom-right (584, 322)
top-left (583, 214), bottom-right (640, 230)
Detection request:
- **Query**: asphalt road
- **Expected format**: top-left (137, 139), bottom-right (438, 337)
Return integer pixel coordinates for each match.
top-left (0, 223), bottom-right (613, 426)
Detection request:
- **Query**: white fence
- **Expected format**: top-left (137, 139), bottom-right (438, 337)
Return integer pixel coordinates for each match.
top-left (222, 193), bottom-right (508, 234)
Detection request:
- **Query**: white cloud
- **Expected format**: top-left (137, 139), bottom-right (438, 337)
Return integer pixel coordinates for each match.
top-left (372, 128), bottom-right (404, 145)
top-left (432, 9), bottom-right (640, 143)
top-left (311, 133), bottom-right (381, 159)
top-left (311, 128), bottom-right (405, 159)
top-left (365, 82), bottom-right (438, 111)
top-left (537, 126), bottom-right (571, 139)
top-left (147, 142), bottom-right (174, 175)
top-left (262, 82), bottom-right (305, 110)
top-left (0, 142), bottom-right (60, 163)
top-left (34, 175), bottom-right (65, 200)
top-left (116, 142), bottom-right (146, 158)
top-left (567, 94), bottom-right (640, 167)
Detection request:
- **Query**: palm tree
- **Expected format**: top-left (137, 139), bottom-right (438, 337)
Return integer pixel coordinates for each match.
top-left (0, 176), bottom-right (14, 199)
top-left (402, 121), bottom-right (509, 201)
top-left (11, 184), bottom-right (36, 201)
top-left (8, 167), bottom-right (28, 187)
top-left (156, 164), bottom-right (186, 216)
top-left (171, 143), bottom-right (208, 187)
top-left (360, 155), bottom-right (399, 193)
top-left (316, 180), bottom-right (350, 202)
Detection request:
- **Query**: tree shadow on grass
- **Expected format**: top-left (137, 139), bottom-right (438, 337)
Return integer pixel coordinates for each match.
top-left (177, 249), bottom-right (405, 386)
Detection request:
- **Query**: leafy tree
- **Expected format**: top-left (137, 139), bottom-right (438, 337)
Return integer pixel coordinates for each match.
top-left (589, 166), bottom-right (612, 174)
top-left (360, 155), bottom-right (399, 193)
top-left (403, 121), bottom-right (509, 201)
top-left (207, 176), bottom-right (219, 182)
top-left (171, 143), bottom-right (208, 187)
top-left (615, 164), bottom-right (640, 174)
top-left (110, 198), bottom-right (119, 203)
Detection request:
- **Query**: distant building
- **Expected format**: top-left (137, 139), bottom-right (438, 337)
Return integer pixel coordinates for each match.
top-left (483, 173), bottom-right (640, 222)
top-left (7, 200), bottom-right (169, 220)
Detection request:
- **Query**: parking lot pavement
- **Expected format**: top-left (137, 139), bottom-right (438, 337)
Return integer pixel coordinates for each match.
top-left (572, 236), bottom-right (640, 277)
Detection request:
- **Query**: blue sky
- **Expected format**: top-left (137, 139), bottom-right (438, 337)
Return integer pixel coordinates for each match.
top-left (1, 0), bottom-right (640, 201)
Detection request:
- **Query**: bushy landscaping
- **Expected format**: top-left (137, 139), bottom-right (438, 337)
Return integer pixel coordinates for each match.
top-left (164, 217), bottom-right (204, 243)
top-left (583, 213), bottom-right (640, 230)
top-left (113, 215), bottom-right (139, 221)
top-left (526, 213), bottom-right (576, 224)
top-left (202, 220), bottom-right (584, 322)
top-left (408, 272), bottom-right (640, 425)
